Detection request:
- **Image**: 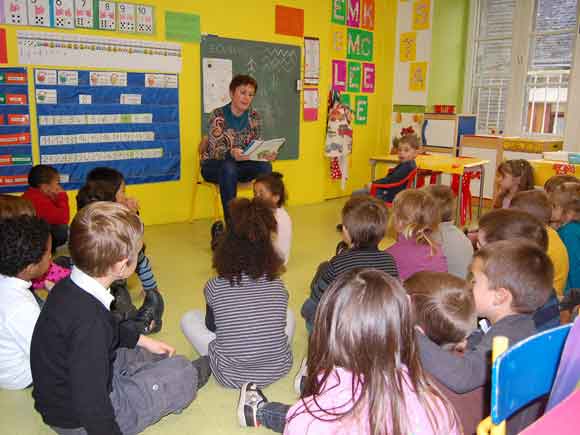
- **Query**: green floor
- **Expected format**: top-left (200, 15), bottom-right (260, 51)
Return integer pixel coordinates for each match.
top-left (0, 198), bottom-right (351, 435)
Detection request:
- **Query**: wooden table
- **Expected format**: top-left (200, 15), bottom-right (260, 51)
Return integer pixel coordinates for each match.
top-left (529, 159), bottom-right (580, 187)
top-left (369, 154), bottom-right (490, 223)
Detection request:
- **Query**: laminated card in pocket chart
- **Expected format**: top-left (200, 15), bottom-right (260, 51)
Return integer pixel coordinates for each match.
top-left (35, 69), bottom-right (57, 85)
top-left (117, 3), bottom-right (135, 32)
top-left (53, 0), bottom-right (74, 28)
top-left (5, 0), bottom-right (28, 24)
top-left (136, 4), bottom-right (153, 34)
top-left (75, 0), bottom-right (94, 28)
top-left (28, 0), bottom-right (50, 27)
top-left (98, 0), bottom-right (116, 30)
top-left (57, 70), bottom-right (78, 86)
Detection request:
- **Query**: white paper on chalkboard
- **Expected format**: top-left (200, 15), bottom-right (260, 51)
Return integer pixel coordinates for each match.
top-left (202, 57), bottom-right (233, 114)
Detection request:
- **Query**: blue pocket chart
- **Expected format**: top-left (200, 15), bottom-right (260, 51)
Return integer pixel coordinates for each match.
top-left (34, 68), bottom-right (180, 189)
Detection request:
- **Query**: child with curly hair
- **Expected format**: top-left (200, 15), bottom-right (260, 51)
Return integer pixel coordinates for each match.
top-left (181, 197), bottom-right (293, 388)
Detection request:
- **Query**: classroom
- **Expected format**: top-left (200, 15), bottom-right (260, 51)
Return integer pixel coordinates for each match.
top-left (0, 0), bottom-right (579, 434)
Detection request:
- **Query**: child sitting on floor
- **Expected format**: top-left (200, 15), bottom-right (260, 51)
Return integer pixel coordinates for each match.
top-left (492, 159), bottom-right (534, 209)
top-left (549, 182), bottom-right (580, 295)
top-left (180, 197), bottom-right (294, 389)
top-left (31, 201), bottom-right (209, 435)
top-left (510, 190), bottom-right (569, 298)
top-left (22, 165), bottom-right (70, 252)
top-left (386, 189), bottom-right (447, 280)
top-left (405, 271), bottom-right (486, 435)
top-left (0, 215), bottom-right (51, 390)
top-left (544, 174), bottom-right (580, 195)
top-left (237, 269), bottom-right (461, 434)
top-left (423, 185), bottom-right (473, 279)
top-left (301, 195), bottom-right (398, 332)
top-left (253, 171), bottom-right (292, 265)
top-left (417, 240), bottom-right (552, 434)
top-left (477, 208), bottom-right (560, 332)
top-left (77, 167), bottom-right (163, 334)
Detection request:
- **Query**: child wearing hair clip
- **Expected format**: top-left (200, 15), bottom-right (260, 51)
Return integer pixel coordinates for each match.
top-left (386, 189), bottom-right (447, 280)
top-left (493, 159), bottom-right (534, 209)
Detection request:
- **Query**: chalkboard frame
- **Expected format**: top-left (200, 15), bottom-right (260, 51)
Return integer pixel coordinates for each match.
top-left (200, 36), bottom-right (301, 160)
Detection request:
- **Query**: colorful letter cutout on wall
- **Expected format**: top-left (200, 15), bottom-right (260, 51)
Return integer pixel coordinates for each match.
top-left (347, 28), bottom-right (373, 61)
top-left (347, 62), bottom-right (361, 93)
top-left (361, 0), bottom-right (374, 30)
top-left (340, 93), bottom-right (351, 108)
top-left (332, 60), bottom-right (347, 91)
top-left (347, 0), bottom-right (360, 27)
top-left (355, 95), bottom-right (368, 124)
top-left (331, 25), bottom-right (347, 59)
top-left (332, 0), bottom-right (346, 25)
top-left (362, 63), bottom-right (375, 93)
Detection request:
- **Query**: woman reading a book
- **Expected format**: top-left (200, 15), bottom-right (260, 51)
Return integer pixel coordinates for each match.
top-left (200, 74), bottom-right (276, 248)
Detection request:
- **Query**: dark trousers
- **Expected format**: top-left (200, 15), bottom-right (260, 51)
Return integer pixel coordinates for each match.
top-left (257, 402), bottom-right (291, 433)
top-left (201, 158), bottom-right (272, 221)
top-left (50, 224), bottom-right (69, 253)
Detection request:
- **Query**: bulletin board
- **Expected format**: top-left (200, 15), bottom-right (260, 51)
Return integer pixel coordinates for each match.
top-left (200, 36), bottom-right (301, 160)
top-left (0, 67), bottom-right (32, 193)
top-left (34, 68), bottom-right (180, 188)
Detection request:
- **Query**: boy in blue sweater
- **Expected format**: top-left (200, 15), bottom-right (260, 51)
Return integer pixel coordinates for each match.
top-left (31, 202), bottom-right (210, 435)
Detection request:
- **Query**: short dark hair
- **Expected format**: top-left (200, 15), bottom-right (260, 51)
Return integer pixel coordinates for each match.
top-left (544, 175), bottom-right (579, 194)
top-left (422, 185), bottom-right (456, 222)
top-left (0, 215), bottom-right (50, 276)
top-left (86, 167), bottom-right (125, 195)
top-left (405, 271), bottom-right (475, 349)
top-left (474, 240), bottom-right (553, 313)
top-left (229, 74), bottom-right (258, 94)
top-left (510, 190), bottom-right (552, 224)
top-left (254, 172), bottom-right (286, 207)
top-left (213, 198), bottom-right (283, 284)
top-left (479, 208), bottom-right (548, 251)
top-left (76, 180), bottom-right (118, 210)
top-left (28, 165), bottom-right (59, 188)
top-left (342, 195), bottom-right (388, 248)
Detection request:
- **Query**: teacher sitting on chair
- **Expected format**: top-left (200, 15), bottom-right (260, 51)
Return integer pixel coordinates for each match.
top-left (200, 74), bottom-right (274, 247)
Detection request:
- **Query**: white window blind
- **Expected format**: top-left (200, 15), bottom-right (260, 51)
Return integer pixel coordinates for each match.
top-left (471, 0), bottom-right (516, 134)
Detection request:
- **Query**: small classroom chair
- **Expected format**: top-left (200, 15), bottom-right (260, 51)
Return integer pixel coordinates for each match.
top-left (369, 167), bottom-right (418, 207)
top-left (477, 323), bottom-right (573, 435)
top-left (191, 136), bottom-right (253, 222)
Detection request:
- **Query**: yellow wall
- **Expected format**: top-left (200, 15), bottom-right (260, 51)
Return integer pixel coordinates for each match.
top-left (3, 0), bottom-right (397, 225)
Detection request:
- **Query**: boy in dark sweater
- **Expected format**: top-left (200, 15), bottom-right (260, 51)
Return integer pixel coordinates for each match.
top-left (31, 202), bottom-right (210, 435)
top-left (417, 240), bottom-right (553, 434)
top-left (301, 195), bottom-right (399, 331)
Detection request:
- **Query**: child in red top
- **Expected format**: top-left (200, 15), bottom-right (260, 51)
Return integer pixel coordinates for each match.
top-left (22, 165), bottom-right (69, 252)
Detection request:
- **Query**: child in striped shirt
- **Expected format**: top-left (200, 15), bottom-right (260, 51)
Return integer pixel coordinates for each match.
top-left (181, 197), bottom-right (293, 388)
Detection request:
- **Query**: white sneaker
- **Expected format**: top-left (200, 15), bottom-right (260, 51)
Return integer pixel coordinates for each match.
top-left (237, 382), bottom-right (268, 427)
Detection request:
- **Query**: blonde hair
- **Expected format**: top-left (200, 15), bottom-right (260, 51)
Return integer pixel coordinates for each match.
top-left (0, 194), bottom-right (35, 218)
top-left (391, 189), bottom-right (440, 252)
top-left (69, 201), bottom-right (143, 277)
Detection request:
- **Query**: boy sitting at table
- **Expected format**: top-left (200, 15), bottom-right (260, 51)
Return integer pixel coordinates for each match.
top-left (353, 134), bottom-right (420, 202)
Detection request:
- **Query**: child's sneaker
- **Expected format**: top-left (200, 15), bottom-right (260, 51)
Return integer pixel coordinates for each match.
top-left (293, 357), bottom-right (308, 395)
top-left (238, 382), bottom-right (267, 427)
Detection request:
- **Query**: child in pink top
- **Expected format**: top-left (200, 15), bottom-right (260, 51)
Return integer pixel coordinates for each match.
top-left (237, 269), bottom-right (461, 435)
top-left (386, 189), bottom-right (447, 280)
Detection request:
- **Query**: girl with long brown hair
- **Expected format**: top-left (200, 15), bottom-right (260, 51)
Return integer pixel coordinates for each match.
top-left (238, 268), bottom-right (461, 435)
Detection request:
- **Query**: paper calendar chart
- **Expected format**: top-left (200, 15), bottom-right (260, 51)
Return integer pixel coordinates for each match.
top-left (4, 0), bottom-right (29, 25)
top-left (135, 4), bottom-right (153, 34)
top-left (98, 0), bottom-right (115, 30)
top-left (53, 0), bottom-right (74, 28)
top-left (117, 2), bottom-right (135, 32)
top-left (74, 0), bottom-right (94, 28)
top-left (0, 67), bottom-right (33, 193)
top-left (28, 0), bottom-right (51, 27)
top-left (35, 68), bottom-right (180, 188)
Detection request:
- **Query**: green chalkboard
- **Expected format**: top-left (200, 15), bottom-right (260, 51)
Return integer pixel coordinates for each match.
top-left (200, 36), bottom-right (301, 160)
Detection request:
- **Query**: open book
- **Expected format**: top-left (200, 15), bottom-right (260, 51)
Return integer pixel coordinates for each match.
top-left (243, 138), bottom-right (286, 161)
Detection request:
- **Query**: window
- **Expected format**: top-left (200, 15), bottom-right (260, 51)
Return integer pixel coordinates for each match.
top-left (466, 0), bottom-right (579, 137)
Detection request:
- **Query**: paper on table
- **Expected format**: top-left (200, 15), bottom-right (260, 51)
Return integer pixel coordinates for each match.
top-left (243, 138), bottom-right (286, 161)
top-left (202, 57), bottom-right (232, 113)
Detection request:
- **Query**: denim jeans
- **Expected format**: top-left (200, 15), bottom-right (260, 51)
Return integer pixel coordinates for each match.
top-left (257, 401), bottom-right (291, 433)
top-left (201, 158), bottom-right (272, 221)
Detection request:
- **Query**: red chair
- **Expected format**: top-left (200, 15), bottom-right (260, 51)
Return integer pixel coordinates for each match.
top-left (369, 168), bottom-right (418, 207)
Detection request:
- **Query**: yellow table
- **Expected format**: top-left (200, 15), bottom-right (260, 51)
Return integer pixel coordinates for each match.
top-left (369, 154), bottom-right (490, 223)
top-left (529, 159), bottom-right (580, 187)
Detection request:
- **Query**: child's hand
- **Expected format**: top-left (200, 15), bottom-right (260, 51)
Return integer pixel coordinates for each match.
top-left (45, 280), bottom-right (55, 291)
top-left (231, 148), bottom-right (250, 161)
top-left (125, 197), bottom-right (140, 212)
top-left (137, 335), bottom-right (176, 357)
top-left (262, 151), bottom-right (277, 161)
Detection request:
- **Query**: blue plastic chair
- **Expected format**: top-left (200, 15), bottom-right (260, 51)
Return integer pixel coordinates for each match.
top-left (477, 323), bottom-right (572, 435)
